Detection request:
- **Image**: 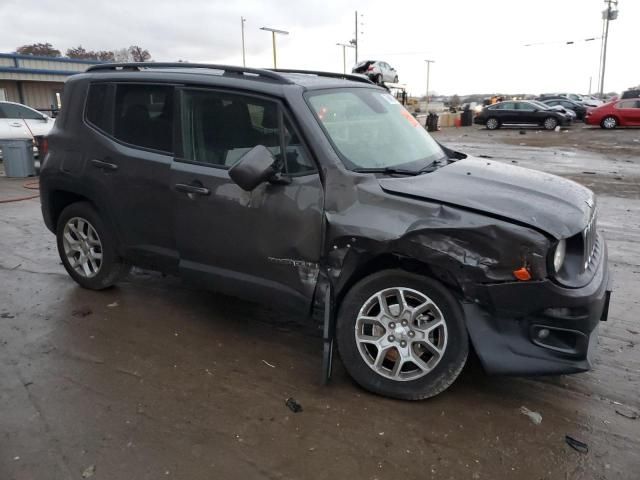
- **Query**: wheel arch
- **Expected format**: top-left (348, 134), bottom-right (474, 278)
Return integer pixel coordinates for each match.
top-left (334, 253), bottom-right (465, 309)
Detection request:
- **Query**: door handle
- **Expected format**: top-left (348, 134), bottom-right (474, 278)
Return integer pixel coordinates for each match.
top-left (91, 159), bottom-right (118, 171)
top-left (175, 183), bottom-right (210, 196)
top-left (10, 122), bottom-right (23, 127)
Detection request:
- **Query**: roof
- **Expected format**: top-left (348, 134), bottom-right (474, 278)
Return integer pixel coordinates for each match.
top-left (0, 52), bottom-right (103, 83)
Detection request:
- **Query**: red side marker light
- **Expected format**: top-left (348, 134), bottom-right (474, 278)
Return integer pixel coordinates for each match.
top-left (513, 267), bottom-right (532, 281)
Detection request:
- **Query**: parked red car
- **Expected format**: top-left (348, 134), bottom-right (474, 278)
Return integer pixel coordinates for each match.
top-left (585, 98), bottom-right (640, 128)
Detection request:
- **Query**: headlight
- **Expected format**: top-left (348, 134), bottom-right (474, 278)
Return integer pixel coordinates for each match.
top-left (553, 239), bottom-right (566, 273)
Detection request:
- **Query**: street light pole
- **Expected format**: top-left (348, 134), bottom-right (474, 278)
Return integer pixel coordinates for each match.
top-left (424, 59), bottom-right (435, 113)
top-left (260, 26), bottom-right (289, 69)
top-left (241, 16), bottom-right (246, 67)
top-left (354, 11), bottom-right (358, 63)
top-left (336, 43), bottom-right (355, 74)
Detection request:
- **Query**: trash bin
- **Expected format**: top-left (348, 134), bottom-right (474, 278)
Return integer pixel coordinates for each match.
top-left (461, 109), bottom-right (474, 127)
top-left (426, 113), bottom-right (439, 132)
top-left (0, 139), bottom-right (35, 178)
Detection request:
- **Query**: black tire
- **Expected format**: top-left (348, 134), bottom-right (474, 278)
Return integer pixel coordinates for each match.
top-left (543, 116), bottom-right (558, 130)
top-left (600, 115), bottom-right (617, 129)
top-left (393, 75), bottom-right (399, 83)
top-left (336, 269), bottom-right (468, 400)
top-left (56, 201), bottom-right (130, 290)
top-left (486, 117), bottom-right (500, 130)
top-left (374, 74), bottom-right (383, 85)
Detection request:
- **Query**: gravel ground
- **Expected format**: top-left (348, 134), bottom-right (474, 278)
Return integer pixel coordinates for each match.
top-left (1, 126), bottom-right (639, 480)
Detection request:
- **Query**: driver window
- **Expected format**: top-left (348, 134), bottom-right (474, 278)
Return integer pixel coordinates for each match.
top-left (180, 90), bottom-right (315, 174)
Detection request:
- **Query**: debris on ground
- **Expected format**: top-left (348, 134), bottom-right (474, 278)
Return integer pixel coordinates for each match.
top-left (520, 406), bottom-right (542, 425)
top-left (554, 126), bottom-right (561, 132)
top-left (0, 312), bottom-right (15, 319)
top-left (107, 302), bottom-right (119, 308)
top-left (519, 130), bottom-right (526, 135)
top-left (285, 397), bottom-right (303, 413)
top-left (261, 360), bottom-right (276, 368)
top-left (565, 435), bottom-right (588, 454)
top-left (582, 171), bottom-right (597, 175)
top-left (627, 329), bottom-right (639, 335)
top-left (72, 307), bottom-right (92, 317)
top-left (478, 154), bottom-right (493, 159)
top-left (81, 465), bottom-right (96, 478)
top-left (615, 408), bottom-right (639, 420)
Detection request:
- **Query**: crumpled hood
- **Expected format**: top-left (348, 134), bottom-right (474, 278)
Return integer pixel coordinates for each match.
top-left (379, 158), bottom-right (594, 238)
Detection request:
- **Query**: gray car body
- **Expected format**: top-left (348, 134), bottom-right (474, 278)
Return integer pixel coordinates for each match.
top-left (40, 67), bottom-right (610, 376)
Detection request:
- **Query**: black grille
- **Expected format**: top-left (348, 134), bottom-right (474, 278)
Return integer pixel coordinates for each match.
top-left (582, 210), bottom-right (597, 270)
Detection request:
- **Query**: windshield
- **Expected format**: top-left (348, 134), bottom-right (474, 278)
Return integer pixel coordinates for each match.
top-left (306, 88), bottom-right (445, 171)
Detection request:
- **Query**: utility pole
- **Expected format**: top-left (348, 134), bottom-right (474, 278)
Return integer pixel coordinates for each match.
top-left (337, 43), bottom-right (355, 74)
top-left (260, 26), bottom-right (289, 69)
top-left (241, 17), bottom-right (246, 67)
top-left (588, 76), bottom-right (592, 95)
top-left (424, 59), bottom-right (435, 113)
top-left (599, 0), bottom-right (619, 99)
top-left (354, 11), bottom-right (358, 63)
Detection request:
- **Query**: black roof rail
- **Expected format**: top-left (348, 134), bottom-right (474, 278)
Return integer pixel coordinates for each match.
top-left (271, 69), bottom-right (375, 85)
top-left (85, 62), bottom-right (294, 84)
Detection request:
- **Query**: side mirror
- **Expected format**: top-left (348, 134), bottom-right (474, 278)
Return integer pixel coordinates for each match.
top-left (229, 145), bottom-right (278, 191)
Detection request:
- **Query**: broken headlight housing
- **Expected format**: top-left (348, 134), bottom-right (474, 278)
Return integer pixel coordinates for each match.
top-left (553, 239), bottom-right (566, 273)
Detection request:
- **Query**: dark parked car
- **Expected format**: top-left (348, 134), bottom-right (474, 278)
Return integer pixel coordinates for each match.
top-left (621, 88), bottom-right (640, 99)
top-left (40, 63), bottom-right (611, 400)
top-left (474, 100), bottom-right (570, 130)
top-left (540, 98), bottom-right (588, 121)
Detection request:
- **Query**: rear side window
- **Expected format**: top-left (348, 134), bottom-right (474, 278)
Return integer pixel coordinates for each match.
top-left (85, 84), bottom-right (111, 132)
top-left (113, 84), bottom-right (174, 153)
top-left (0, 103), bottom-right (43, 120)
top-left (180, 89), bottom-right (315, 174)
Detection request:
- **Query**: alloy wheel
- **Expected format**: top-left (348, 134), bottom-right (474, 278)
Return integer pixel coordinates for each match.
top-left (544, 117), bottom-right (558, 130)
top-left (602, 116), bottom-right (617, 129)
top-left (354, 287), bottom-right (448, 381)
top-left (62, 217), bottom-right (103, 278)
top-left (486, 118), bottom-right (498, 130)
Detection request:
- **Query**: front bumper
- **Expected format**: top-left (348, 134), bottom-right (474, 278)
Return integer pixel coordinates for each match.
top-left (464, 239), bottom-right (611, 375)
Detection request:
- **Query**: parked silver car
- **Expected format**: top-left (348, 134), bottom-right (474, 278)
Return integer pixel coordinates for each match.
top-left (352, 60), bottom-right (399, 84)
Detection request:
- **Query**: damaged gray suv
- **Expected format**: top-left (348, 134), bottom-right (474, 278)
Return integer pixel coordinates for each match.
top-left (40, 63), bottom-right (612, 400)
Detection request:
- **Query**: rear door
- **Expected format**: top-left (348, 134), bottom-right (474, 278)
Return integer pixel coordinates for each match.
top-left (615, 100), bottom-right (640, 125)
top-left (83, 82), bottom-right (178, 271)
top-left (170, 87), bottom-right (324, 312)
top-left (0, 103), bottom-right (30, 138)
top-left (514, 101), bottom-right (539, 124)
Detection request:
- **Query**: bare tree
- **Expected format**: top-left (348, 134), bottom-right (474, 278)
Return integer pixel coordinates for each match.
top-left (128, 46), bottom-right (151, 62)
top-left (16, 42), bottom-right (61, 57)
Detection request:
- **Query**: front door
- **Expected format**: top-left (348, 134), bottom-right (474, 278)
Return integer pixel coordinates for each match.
top-left (170, 87), bottom-right (324, 312)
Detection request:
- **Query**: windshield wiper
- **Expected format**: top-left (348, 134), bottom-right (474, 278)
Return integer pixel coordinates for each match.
top-left (353, 166), bottom-right (421, 176)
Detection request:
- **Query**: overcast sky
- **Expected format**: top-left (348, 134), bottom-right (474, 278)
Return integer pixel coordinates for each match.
top-left (1, 0), bottom-right (637, 96)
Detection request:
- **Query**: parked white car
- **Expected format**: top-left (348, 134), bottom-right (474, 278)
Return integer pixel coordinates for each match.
top-left (352, 60), bottom-right (399, 84)
top-left (580, 95), bottom-right (604, 108)
top-left (0, 101), bottom-right (54, 140)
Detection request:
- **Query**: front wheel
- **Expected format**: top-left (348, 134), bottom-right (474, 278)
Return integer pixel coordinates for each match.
top-left (56, 202), bottom-right (130, 290)
top-left (601, 116), bottom-right (617, 129)
top-left (393, 75), bottom-right (399, 83)
top-left (336, 270), bottom-right (469, 400)
top-left (543, 116), bottom-right (558, 130)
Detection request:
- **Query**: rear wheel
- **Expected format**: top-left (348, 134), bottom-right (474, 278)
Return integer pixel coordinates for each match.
top-left (543, 116), bottom-right (558, 130)
top-left (56, 202), bottom-right (130, 290)
top-left (601, 116), bottom-right (617, 129)
top-left (336, 270), bottom-right (468, 400)
top-left (486, 117), bottom-right (500, 130)
top-left (374, 74), bottom-right (383, 85)
top-left (393, 75), bottom-right (399, 83)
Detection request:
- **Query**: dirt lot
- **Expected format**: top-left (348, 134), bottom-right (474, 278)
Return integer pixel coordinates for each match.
top-left (1, 126), bottom-right (639, 480)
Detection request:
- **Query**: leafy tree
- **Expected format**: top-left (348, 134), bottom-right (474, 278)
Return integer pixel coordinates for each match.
top-left (449, 94), bottom-right (461, 107)
top-left (16, 42), bottom-right (61, 57)
top-left (128, 45), bottom-right (151, 62)
top-left (66, 46), bottom-right (114, 61)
